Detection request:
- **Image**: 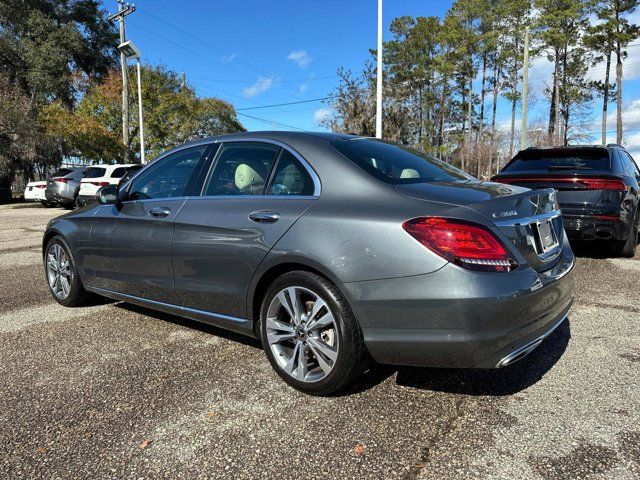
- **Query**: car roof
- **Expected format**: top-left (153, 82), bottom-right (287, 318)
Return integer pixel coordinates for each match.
top-left (174, 131), bottom-right (367, 149)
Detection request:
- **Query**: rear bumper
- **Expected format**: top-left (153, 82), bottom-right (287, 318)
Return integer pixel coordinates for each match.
top-left (563, 214), bottom-right (628, 241)
top-left (45, 185), bottom-right (76, 204)
top-left (342, 246), bottom-right (575, 369)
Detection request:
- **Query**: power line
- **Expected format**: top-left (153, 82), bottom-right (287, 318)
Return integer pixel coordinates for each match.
top-left (237, 97), bottom-right (335, 111)
top-left (188, 74), bottom-right (337, 85)
top-left (236, 112), bottom-right (306, 131)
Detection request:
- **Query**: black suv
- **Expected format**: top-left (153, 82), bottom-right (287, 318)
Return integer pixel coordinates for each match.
top-left (492, 145), bottom-right (640, 257)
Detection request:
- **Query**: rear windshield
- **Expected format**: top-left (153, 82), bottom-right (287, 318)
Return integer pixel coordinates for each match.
top-left (52, 168), bottom-right (73, 177)
top-left (504, 149), bottom-right (611, 172)
top-left (332, 138), bottom-right (472, 184)
top-left (84, 167), bottom-right (107, 179)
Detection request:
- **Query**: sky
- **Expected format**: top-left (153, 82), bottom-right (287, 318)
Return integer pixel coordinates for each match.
top-left (109, 0), bottom-right (640, 158)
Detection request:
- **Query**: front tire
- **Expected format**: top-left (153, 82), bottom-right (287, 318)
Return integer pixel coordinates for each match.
top-left (44, 236), bottom-right (93, 307)
top-left (260, 271), bottom-right (368, 396)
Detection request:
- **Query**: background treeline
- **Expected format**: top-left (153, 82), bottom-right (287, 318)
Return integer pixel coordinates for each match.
top-left (324, 0), bottom-right (640, 178)
top-left (0, 0), bottom-right (244, 200)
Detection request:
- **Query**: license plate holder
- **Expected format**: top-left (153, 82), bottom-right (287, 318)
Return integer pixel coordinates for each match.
top-left (534, 218), bottom-right (559, 254)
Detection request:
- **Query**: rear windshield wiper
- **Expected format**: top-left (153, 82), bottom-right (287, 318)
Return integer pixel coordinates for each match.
top-left (548, 165), bottom-right (594, 170)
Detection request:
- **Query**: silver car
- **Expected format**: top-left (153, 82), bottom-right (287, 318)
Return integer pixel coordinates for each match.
top-left (42, 132), bottom-right (575, 395)
top-left (45, 167), bottom-right (87, 208)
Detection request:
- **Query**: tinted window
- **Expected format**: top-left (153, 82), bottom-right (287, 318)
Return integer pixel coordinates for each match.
top-left (119, 165), bottom-right (143, 184)
top-left (128, 146), bottom-right (206, 200)
top-left (332, 139), bottom-right (471, 184)
top-left (52, 168), bottom-right (73, 178)
top-left (622, 151), bottom-right (640, 175)
top-left (267, 150), bottom-right (315, 195)
top-left (84, 167), bottom-right (107, 179)
top-left (111, 167), bottom-right (130, 178)
top-left (504, 149), bottom-right (611, 172)
top-left (204, 142), bottom-right (280, 196)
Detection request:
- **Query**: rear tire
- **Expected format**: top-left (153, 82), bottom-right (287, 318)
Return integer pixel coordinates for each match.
top-left (260, 271), bottom-right (368, 396)
top-left (610, 208), bottom-right (639, 258)
top-left (44, 236), bottom-right (94, 307)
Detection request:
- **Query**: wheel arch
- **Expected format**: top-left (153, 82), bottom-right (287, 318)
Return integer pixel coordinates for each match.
top-left (246, 257), bottom-right (344, 329)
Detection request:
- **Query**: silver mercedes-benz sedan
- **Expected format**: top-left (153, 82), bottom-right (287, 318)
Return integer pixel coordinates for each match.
top-left (42, 132), bottom-right (574, 395)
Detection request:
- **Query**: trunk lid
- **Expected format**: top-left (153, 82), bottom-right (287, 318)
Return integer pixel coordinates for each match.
top-left (395, 180), bottom-right (564, 273)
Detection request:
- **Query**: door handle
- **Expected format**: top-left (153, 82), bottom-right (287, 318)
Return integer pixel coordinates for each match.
top-left (248, 210), bottom-right (280, 223)
top-left (149, 206), bottom-right (171, 218)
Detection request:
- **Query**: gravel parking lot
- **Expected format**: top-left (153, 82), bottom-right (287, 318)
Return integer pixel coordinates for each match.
top-left (1, 205), bottom-right (639, 479)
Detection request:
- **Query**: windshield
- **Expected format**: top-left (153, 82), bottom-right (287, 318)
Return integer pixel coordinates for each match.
top-left (332, 138), bottom-right (473, 184)
top-left (504, 149), bottom-right (611, 172)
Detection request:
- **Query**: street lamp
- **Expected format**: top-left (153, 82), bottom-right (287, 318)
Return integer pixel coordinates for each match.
top-left (118, 40), bottom-right (146, 164)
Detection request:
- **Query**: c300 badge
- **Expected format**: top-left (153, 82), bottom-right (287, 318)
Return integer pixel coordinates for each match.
top-left (492, 210), bottom-right (518, 219)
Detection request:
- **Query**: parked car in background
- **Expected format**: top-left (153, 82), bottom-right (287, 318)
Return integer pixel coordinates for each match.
top-left (77, 164), bottom-right (141, 207)
top-left (492, 145), bottom-right (640, 257)
top-left (43, 132), bottom-right (574, 395)
top-left (45, 167), bottom-right (87, 209)
top-left (24, 181), bottom-right (49, 205)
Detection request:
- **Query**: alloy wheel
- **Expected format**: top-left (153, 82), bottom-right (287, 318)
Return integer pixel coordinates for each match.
top-left (266, 286), bottom-right (339, 383)
top-left (46, 243), bottom-right (72, 300)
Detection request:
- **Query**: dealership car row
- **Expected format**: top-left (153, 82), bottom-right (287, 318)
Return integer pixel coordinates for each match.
top-left (24, 163), bottom-right (143, 209)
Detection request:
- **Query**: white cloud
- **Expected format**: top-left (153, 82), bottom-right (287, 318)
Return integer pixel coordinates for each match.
top-left (242, 76), bottom-right (274, 98)
top-left (313, 107), bottom-right (333, 126)
top-left (287, 50), bottom-right (312, 69)
top-left (299, 81), bottom-right (309, 93)
top-left (222, 53), bottom-right (236, 63)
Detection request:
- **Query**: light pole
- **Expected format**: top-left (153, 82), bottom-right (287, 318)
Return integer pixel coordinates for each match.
top-left (376, 0), bottom-right (383, 139)
top-left (118, 40), bottom-right (146, 164)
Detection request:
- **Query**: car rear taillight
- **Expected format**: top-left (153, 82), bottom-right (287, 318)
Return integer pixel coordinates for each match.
top-left (402, 217), bottom-right (517, 272)
top-left (593, 214), bottom-right (621, 222)
top-left (89, 181), bottom-right (110, 187)
top-left (53, 177), bottom-right (69, 184)
top-left (36, 184), bottom-right (46, 189)
top-left (494, 176), bottom-right (627, 191)
top-left (579, 178), bottom-right (627, 191)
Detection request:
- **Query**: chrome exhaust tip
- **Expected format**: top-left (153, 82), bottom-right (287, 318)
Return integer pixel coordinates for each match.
top-left (496, 337), bottom-right (545, 368)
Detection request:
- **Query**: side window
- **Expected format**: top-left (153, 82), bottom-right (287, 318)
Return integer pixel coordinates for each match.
top-left (203, 142), bottom-right (280, 196)
top-left (111, 167), bottom-right (129, 178)
top-left (267, 150), bottom-right (315, 196)
top-left (128, 146), bottom-right (206, 200)
top-left (624, 152), bottom-right (640, 175)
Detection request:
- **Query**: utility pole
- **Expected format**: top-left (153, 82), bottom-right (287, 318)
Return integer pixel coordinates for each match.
top-left (555, 80), bottom-right (561, 145)
top-left (109, 2), bottom-right (136, 162)
top-left (520, 26), bottom-right (529, 151)
top-left (375, 0), bottom-right (383, 139)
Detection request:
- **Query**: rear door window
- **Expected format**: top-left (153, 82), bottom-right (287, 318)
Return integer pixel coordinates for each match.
top-left (84, 167), bottom-right (107, 179)
top-left (267, 150), bottom-right (315, 196)
top-left (203, 142), bottom-right (281, 196)
top-left (111, 167), bottom-right (130, 178)
top-left (621, 151), bottom-right (640, 175)
top-left (504, 150), bottom-right (611, 172)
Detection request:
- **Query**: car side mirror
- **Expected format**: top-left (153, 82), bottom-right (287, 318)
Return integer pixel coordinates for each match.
top-left (97, 184), bottom-right (119, 205)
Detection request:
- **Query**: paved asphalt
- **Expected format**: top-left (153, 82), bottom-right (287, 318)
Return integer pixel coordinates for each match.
top-left (0, 204), bottom-right (638, 480)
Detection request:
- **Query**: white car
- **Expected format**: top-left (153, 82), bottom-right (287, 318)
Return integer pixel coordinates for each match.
top-left (24, 181), bottom-right (49, 205)
top-left (77, 164), bottom-right (140, 206)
